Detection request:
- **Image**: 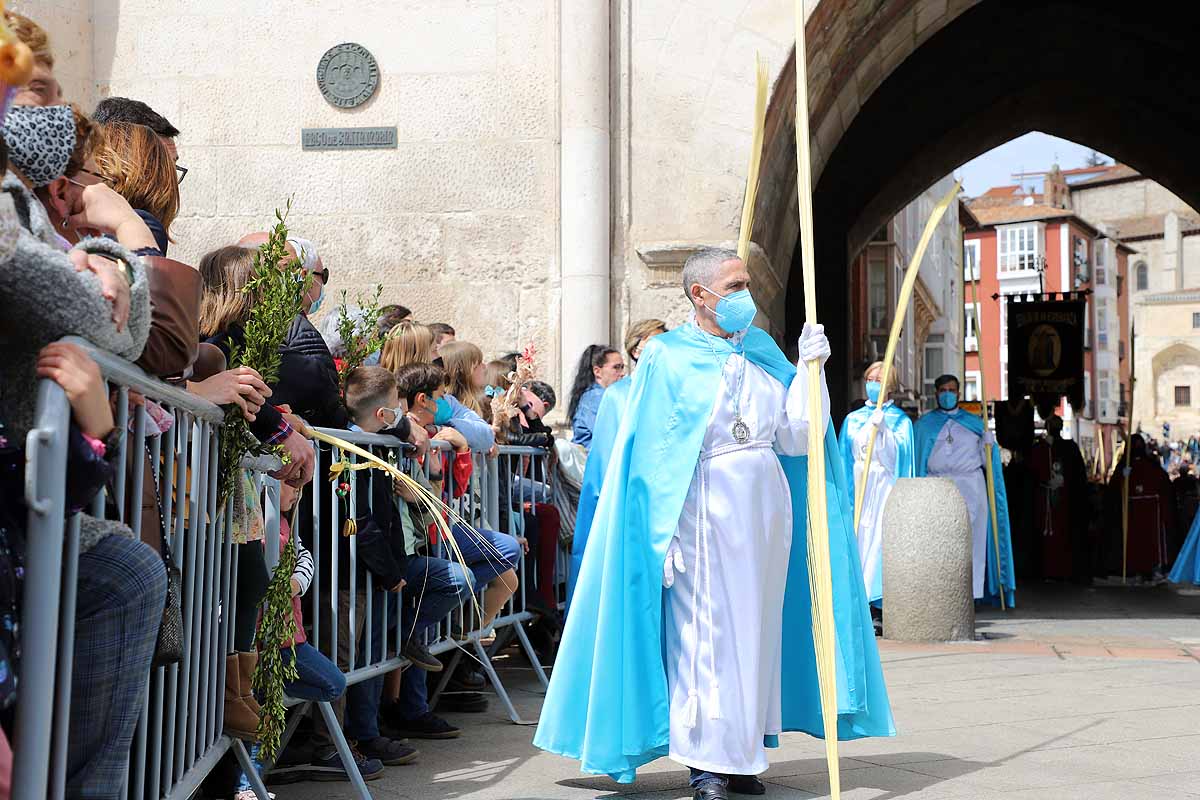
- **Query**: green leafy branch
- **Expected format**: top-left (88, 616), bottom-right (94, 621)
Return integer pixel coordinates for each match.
top-left (251, 501), bottom-right (300, 760)
top-left (335, 283), bottom-right (387, 389)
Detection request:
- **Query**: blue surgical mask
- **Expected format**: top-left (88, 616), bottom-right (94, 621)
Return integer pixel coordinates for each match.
top-left (308, 282), bottom-right (325, 315)
top-left (702, 286), bottom-right (757, 334)
top-left (430, 396), bottom-right (453, 426)
top-left (865, 381), bottom-right (882, 403)
top-left (937, 391), bottom-right (958, 411)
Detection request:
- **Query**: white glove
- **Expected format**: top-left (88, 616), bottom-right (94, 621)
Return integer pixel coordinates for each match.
top-left (982, 431), bottom-right (996, 447)
top-left (869, 407), bottom-right (886, 428)
top-left (663, 538), bottom-right (685, 588)
top-left (797, 322), bottom-right (831, 367)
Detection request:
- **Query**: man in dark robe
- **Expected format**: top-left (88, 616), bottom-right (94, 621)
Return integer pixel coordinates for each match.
top-left (1105, 434), bottom-right (1175, 579)
top-left (1028, 415), bottom-right (1088, 580)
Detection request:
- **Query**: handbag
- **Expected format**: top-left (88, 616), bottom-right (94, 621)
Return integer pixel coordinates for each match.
top-left (148, 447), bottom-right (184, 667)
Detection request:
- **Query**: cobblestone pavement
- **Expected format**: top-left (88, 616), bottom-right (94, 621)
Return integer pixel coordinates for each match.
top-left (283, 583), bottom-right (1200, 799)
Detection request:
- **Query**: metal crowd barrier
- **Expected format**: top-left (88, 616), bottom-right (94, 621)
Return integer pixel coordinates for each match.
top-left (13, 337), bottom-right (271, 800)
top-left (12, 335), bottom-right (565, 800)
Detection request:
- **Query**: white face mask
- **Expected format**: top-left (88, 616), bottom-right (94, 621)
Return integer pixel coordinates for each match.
top-left (378, 405), bottom-right (405, 427)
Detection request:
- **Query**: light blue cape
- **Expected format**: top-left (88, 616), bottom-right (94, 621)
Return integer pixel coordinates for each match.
top-left (566, 375), bottom-right (631, 611)
top-left (837, 402), bottom-right (915, 603)
top-left (533, 325), bottom-right (895, 783)
top-left (1168, 506), bottom-right (1200, 585)
top-left (913, 408), bottom-right (1016, 607)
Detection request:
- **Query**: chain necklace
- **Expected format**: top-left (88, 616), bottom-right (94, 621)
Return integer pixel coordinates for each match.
top-left (693, 322), bottom-right (751, 443)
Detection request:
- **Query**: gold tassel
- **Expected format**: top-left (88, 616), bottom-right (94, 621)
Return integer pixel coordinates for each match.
top-left (793, 2), bottom-right (840, 795)
top-left (341, 518), bottom-right (357, 538)
top-left (852, 180), bottom-right (961, 535)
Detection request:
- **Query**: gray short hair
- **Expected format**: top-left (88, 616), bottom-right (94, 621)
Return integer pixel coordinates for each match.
top-left (681, 247), bottom-right (739, 303)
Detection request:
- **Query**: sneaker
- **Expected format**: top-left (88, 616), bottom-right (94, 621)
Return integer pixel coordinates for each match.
top-left (435, 692), bottom-right (490, 714)
top-left (233, 790), bottom-right (276, 800)
top-left (385, 710), bottom-right (461, 740)
top-left (404, 641), bottom-right (444, 672)
top-left (306, 746), bottom-right (385, 782)
top-left (447, 665), bottom-right (487, 692)
top-left (356, 735), bottom-right (418, 766)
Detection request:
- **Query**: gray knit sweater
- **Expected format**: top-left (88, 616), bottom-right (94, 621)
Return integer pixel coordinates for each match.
top-left (1, 177), bottom-right (152, 553)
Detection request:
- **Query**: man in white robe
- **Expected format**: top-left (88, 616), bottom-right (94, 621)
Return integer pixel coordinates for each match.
top-left (663, 249), bottom-right (831, 799)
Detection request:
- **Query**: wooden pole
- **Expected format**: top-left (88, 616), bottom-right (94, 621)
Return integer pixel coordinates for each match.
top-left (853, 181), bottom-right (960, 535)
top-left (793, 3), bottom-right (841, 797)
top-left (1122, 324), bottom-right (1136, 582)
top-left (966, 276), bottom-right (1007, 610)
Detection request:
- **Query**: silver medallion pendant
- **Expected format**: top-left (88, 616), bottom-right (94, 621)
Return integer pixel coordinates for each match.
top-left (732, 417), bottom-right (751, 443)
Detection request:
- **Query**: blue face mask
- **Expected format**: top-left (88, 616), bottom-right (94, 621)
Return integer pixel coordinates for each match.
top-left (937, 391), bottom-right (959, 411)
top-left (308, 283), bottom-right (325, 315)
top-left (429, 396), bottom-right (453, 426)
top-left (865, 381), bottom-right (882, 403)
top-left (702, 286), bottom-right (757, 334)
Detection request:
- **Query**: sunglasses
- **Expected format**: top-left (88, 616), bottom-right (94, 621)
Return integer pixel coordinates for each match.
top-left (175, 164), bottom-right (188, 185)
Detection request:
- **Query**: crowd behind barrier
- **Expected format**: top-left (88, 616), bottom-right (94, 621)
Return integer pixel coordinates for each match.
top-left (14, 340), bottom-right (562, 800)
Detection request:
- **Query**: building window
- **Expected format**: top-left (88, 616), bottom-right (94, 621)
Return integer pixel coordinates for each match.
top-left (998, 224), bottom-right (1040, 272)
top-left (964, 302), bottom-right (980, 351)
top-left (1177, 386), bottom-right (1192, 407)
top-left (1136, 261), bottom-right (1148, 291)
top-left (964, 239), bottom-right (981, 282)
top-left (964, 371), bottom-right (981, 403)
top-left (923, 335), bottom-right (945, 411)
top-left (1097, 306), bottom-right (1108, 350)
top-left (1193, 312), bottom-right (1200, 329)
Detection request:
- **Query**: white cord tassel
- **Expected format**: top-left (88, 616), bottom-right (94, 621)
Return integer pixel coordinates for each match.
top-left (708, 681), bottom-right (721, 720)
top-left (684, 689), bottom-right (699, 728)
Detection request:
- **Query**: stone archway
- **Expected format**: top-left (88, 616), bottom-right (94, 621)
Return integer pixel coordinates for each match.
top-left (752, 0), bottom-right (1200, 413)
top-left (1151, 342), bottom-right (1200, 422)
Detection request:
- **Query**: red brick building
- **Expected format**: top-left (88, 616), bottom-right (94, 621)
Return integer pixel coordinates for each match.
top-left (964, 172), bottom-right (1133, 462)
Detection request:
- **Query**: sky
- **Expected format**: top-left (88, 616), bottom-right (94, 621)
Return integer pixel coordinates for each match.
top-left (953, 132), bottom-right (1112, 197)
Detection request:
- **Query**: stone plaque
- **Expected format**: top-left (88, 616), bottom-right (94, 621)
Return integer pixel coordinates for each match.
top-left (316, 43), bottom-right (380, 108)
top-left (301, 127), bottom-right (397, 151)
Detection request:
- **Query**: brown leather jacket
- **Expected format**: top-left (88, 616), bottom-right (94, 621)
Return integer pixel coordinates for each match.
top-left (136, 256), bottom-right (202, 381)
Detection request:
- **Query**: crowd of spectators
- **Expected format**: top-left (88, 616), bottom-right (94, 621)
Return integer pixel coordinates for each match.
top-left (0, 10), bottom-right (682, 797)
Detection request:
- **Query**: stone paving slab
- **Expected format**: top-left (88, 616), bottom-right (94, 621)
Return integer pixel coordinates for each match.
top-left (280, 584), bottom-right (1200, 799)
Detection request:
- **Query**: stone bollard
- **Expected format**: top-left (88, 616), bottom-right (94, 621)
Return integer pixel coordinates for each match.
top-left (882, 477), bottom-right (974, 642)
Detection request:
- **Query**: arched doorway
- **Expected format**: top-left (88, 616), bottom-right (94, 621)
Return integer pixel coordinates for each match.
top-left (752, 0), bottom-right (1200, 416)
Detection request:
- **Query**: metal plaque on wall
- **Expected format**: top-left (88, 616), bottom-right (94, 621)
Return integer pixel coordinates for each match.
top-left (316, 43), bottom-right (380, 108)
top-left (301, 127), bottom-right (397, 151)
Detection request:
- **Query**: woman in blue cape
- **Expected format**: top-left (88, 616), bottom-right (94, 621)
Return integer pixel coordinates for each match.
top-left (534, 249), bottom-right (893, 797)
top-left (913, 374), bottom-right (1016, 607)
top-left (1168, 505), bottom-right (1200, 585)
top-left (566, 319), bottom-right (667, 611)
top-left (838, 362), bottom-right (915, 606)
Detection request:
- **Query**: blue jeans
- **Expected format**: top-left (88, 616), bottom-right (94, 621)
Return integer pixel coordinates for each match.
top-left (690, 768), bottom-right (728, 788)
top-left (283, 641), bottom-right (346, 702)
top-left (345, 556), bottom-right (475, 740)
top-left (449, 524), bottom-right (521, 585)
top-left (510, 476), bottom-right (551, 505)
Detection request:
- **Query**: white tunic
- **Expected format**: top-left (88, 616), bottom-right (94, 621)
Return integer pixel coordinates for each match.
top-left (925, 419), bottom-right (988, 598)
top-left (852, 406), bottom-right (900, 600)
top-left (665, 350), bottom-right (813, 776)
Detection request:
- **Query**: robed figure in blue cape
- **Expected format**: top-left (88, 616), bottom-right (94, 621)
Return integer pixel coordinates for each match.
top-left (914, 407), bottom-right (1016, 607)
top-left (566, 375), bottom-right (631, 611)
top-left (534, 322), bottom-right (894, 783)
top-left (838, 401), bottom-right (915, 604)
top-left (1168, 506), bottom-right (1200, 585)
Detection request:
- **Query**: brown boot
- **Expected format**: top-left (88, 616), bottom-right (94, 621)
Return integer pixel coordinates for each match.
top-left (224, 653), bottom-right (259, 740)
top-left (237, 651), bottom-right (264, 717)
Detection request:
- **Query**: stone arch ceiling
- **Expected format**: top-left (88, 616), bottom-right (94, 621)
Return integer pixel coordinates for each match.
top-left (751, 0), bottom-right (1200, 412)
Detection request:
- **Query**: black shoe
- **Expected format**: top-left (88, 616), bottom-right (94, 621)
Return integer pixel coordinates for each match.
top-left (694, 779), bottom-right (730, 800)
top-left (385, 710), bottom-right (461, 740)
top-left (404, 641), bottom-right (444, 672)
top-left (447, 666), bottom-right (486, 692)
top-left (727, 775), bottom-right (766, 796)
top-left (435, 692), bottom-right (489, 714)
top-left (355, 736), bottom-right (418, 766)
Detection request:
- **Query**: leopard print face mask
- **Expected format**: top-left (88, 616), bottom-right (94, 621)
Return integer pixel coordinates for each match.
top-left (2, 104), bottom-right (75, 188)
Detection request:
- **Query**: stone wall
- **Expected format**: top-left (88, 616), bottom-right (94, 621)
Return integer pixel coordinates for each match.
top-left (20, 0), bottom-right (563, 384)
top-left (9, 0), bottom-right (91, 106)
